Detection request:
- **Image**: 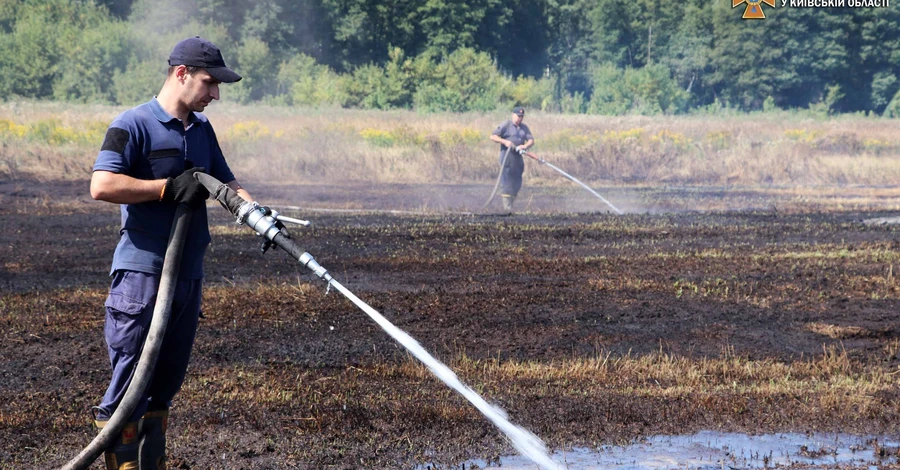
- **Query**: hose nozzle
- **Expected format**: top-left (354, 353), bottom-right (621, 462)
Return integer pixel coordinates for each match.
top-left (299, 252), bottom-right (332, 282)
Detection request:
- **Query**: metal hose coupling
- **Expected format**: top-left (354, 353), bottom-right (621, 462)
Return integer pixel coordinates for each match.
top-left (298, 252), bottom-right (332, 282)
top-left (237, 201), bottom-right (282, 242)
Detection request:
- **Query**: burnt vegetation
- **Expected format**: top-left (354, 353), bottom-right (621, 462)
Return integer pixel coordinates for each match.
top-left (2, 181), bottom-right (900, 469)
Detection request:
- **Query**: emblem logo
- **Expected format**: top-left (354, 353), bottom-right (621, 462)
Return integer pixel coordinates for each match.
top-left (733, 0), bottom-right (775, 18)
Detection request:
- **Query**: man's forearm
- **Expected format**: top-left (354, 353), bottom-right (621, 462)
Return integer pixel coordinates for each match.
top-left (90, 170), bottom-right (166, 204)
top-left (490, 135), bottom-right (512, 147)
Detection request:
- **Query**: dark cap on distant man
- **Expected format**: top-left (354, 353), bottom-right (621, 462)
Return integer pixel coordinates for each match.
top-left (513, 106), bottom-right (525, 116)
top-left (168, 36), bottom-right (242, 83)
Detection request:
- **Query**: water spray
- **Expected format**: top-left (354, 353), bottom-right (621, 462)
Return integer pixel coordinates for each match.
top-left (195, 172), bottom-right (565, 470)
top-left (523, 151), bottom-right (624, 215)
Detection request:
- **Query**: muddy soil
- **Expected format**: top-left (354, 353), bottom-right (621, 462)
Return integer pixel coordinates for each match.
top-left (2, 179), bottom-right (900, 469)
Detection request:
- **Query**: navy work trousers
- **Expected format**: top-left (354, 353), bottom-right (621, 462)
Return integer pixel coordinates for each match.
top-left (96, 270), bottom-right (202, 421)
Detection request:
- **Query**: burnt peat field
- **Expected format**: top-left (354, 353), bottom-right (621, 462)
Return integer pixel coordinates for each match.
top-left (2, 180), bottom-right (900, 469)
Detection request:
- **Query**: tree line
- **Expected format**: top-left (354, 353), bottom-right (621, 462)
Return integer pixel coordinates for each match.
top-left (1, 0), bottom-right (899, 115)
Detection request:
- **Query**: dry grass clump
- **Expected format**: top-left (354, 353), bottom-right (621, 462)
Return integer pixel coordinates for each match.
top-left (805, 322), bottom-right (871, 339)
top-left (171, 344), bottom-right (896, 438)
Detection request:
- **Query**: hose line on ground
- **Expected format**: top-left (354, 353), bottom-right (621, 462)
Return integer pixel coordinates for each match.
top-left (60, 205), bottom-right (192, 470)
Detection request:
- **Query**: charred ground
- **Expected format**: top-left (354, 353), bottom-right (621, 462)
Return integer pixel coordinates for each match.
top-left (2, 180), bottom-right (900, 469)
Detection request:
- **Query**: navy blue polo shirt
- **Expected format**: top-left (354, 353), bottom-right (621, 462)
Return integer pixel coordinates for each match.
top-left (93, 98), bottom-right (236, 280)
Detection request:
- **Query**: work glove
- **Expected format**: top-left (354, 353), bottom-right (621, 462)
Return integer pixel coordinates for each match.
top-left (161, 167), bottom-right (209, 209)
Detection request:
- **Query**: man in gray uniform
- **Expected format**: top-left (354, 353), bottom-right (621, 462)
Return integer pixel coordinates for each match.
top-left (490, 106), bottom-right (534, 211)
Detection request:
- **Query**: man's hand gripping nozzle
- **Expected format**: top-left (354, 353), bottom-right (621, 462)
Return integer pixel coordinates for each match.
top-left (193, 172), bottom-right (331, 283)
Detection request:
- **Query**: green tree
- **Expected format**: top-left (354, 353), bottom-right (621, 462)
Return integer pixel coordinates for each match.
top-left (417, 0), bottom-right (490, 56)
top-left (661, 2), bottom-right (713, 107)
top-left (97, 0), bottom-right (136, 19)
top-left (588, 0), bottom-right (681, 68)
top-left (277, 53), bottom-right (341, 107)
top-left (545, 0), bottom-right (592, 104)
top-left (413, 48), bottom-right (503, 112)
top-left (0, 0), bottom-right (118, 100)
top-left (321, 0), bottom-right (417, 71)
top-left (871, 72), bottom-right (899, 113)
top-left (588, 63), bottom-right (687, 115)
top-left (53, 22), bottom-right (132, 103)
top-left (851, 9), bottom-right (900, 113)
top-left (704, 3), bottom-right (787, 109)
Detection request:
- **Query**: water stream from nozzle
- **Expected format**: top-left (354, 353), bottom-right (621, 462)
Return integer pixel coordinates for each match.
top-left (194, 172), bottom-right (565, 470)
top-left (326, 277), bottom-right (564, 470)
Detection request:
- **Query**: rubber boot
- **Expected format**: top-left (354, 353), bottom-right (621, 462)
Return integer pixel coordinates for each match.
top-left (501, 195), bottom-right (515, 211)
top-left (94, 419), bottom-right (140, 470)
top-left (139, 409), bottom-right (169, 470)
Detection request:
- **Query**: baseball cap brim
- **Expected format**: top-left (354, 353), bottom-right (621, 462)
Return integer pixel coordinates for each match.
top-left (207, 66), bottom-right (242, 83)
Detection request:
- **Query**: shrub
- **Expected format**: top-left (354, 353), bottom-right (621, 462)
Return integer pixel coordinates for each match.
top-left (413, 48), bottom-right (503, 113)
top-left (588, 63), bottom-right (689, 115)
top-left (112, 59), bottom-right (166, 106)
top-left (883, 89), bottom-right (900, 118)
top-left (278, 53), bottom-right (341, 107)
top-left (52, 23), bottom-right (132, 104)
top-left (230, 36), bottom-right (277, 104)
top-left (339, 48), bottom-right (414, 110)
top-left (501, 76), bottom-right (554, 111)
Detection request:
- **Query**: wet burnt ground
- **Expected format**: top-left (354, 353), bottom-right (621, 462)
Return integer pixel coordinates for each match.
top-left (2, 181), bottom-right (900, 469)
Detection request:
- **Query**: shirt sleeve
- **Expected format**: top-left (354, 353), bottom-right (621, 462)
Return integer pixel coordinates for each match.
top-left (491, 121), bottom-right (508, 138)
top-left (205, 124), bottom-right (236, 184)
top-left (93, 119), bottom-right (137, 174)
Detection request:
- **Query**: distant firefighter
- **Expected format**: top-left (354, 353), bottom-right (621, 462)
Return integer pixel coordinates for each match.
top-left (489, 106), bottom-right (534, 211)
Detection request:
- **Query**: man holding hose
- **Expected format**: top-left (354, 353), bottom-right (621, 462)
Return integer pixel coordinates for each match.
top-left (89, 36), bottom-right (252, 469)
top-left (489, 106), bottom-right (534, 211)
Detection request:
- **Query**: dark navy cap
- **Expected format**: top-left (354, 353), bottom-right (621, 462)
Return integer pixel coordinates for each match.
top-left (168, 36), bottom-right (242, 83)
top-left (512, 106), bottom-right (525, 116)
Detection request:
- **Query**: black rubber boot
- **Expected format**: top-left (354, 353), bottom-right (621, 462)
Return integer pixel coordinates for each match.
top-left (94, 419), bottom-right (140, 470)
top-left (138, 409), bottom-right (169, 470)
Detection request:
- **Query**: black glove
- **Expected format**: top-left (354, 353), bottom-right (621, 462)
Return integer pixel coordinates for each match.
top-left (161, 167), bottom-right (209, 209)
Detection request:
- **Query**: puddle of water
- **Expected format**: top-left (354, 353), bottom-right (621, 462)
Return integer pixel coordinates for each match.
top-left (421, 431), bottom-right (900, 470)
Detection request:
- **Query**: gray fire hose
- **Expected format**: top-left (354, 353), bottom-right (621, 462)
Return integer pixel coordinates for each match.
top-left (479, 146), bottom-right (512, 211)
top-left (60, 205), bottom-right (192, 470)
top-left (522, 150), bottom-right (623, 214)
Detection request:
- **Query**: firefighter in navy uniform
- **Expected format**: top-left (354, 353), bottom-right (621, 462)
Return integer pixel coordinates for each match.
top-left (90, 36), bottom-right (252, 469)
top-left (489, 106), bottom-right (534, 211)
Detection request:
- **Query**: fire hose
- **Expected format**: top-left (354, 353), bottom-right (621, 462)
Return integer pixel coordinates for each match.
top-left (523, 150), bottom-right (623, 214)
top-left (479, 146), bottom-right (512, 211)
top-left (192, 172), bottom-right (563, 470)
top-left (60, 205), bottom-right (192, 470)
